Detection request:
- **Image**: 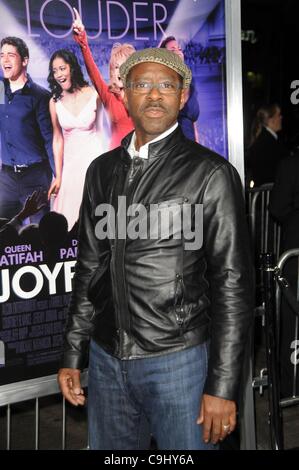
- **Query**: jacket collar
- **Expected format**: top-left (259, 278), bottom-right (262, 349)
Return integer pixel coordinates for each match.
top-left (121, 125), bottom-right (185, 161)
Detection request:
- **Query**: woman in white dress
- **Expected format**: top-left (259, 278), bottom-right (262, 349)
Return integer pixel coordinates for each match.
top-left (47, 49), bottom-right (104, 230)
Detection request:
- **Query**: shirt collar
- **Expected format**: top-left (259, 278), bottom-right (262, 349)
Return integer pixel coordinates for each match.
top-left (4, 74), bottom-right (32, 95)
top-left (127, 122), bottom-right (178, 159)
top-left (265, 126), bottom-right (278, 140)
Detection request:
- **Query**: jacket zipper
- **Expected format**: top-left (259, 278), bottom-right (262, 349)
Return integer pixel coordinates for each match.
top-left (107, 163), bottom-right (125, 355)
top-left (114, 156), bottom-right (144, 355)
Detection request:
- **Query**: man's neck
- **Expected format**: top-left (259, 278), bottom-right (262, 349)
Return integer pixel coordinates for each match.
top-left (135, 123), bottom-right (178, 150)
top-left (9, 72), bottom-right (27, 92)
top-left (127, 123), bottom-right (178, 160)
top-left (135, 133), bottom-right (158, 151)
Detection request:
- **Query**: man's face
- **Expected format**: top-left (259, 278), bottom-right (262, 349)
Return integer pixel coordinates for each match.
top-left (0, 44), bottom-right (27, 81)
top-left (268, 107), bottom-right (282, 133)
top-left (123, 62), bottom-right (187, 143)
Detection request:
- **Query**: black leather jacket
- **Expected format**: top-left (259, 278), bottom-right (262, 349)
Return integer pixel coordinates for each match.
top-left (63, 126), bottom-right (253, 401)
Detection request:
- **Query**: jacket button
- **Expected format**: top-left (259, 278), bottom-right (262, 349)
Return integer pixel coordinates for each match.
top-left (184, 197), bottom-right (189, 202)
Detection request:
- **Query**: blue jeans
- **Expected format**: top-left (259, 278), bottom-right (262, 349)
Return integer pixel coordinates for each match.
top-left (88, 340), bottom-right (216, 450)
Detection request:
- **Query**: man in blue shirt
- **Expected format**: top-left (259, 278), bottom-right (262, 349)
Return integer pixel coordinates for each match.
top-left (0, 36), bottom-right (54, 223)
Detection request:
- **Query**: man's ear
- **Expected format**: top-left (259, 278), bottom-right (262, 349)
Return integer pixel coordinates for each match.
top-left (22, 57), bottom-right (29, 68)
top-left (179, 88), bottom-right (189, 110)
top-left (123, 89), bottom-right (129, 111)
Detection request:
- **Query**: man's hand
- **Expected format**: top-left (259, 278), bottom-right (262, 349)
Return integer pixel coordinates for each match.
top-left (72, 7), bottom-right (85, 35)
top-left (17, 189), bottom-right (47, 221)
top-left (58, 368), bottom-right (85, 406)
top-left (197, 394), bottom-right (237, 444)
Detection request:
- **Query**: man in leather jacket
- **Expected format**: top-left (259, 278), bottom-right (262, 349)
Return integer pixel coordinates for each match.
top-left (58, 48), bottom-right (254, 450)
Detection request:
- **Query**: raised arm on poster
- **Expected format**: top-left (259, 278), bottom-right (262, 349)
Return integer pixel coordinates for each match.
top-left (72, 7), bottom-right (135, 149)
top-left (0, 189), bottom-right (47, 234)
top-left (47, 49), bottom-right (103, 231)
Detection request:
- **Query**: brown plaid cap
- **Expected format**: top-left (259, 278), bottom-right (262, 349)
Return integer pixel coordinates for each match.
top-left (119, 47), bottom-right (192, 88)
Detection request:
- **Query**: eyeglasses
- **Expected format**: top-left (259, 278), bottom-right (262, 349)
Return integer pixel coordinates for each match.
top-left (126, 81), bottom-right (183, 95)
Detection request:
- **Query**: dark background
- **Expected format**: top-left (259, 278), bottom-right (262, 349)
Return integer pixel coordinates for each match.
top-left (241, 0), bottom-right (299, 151)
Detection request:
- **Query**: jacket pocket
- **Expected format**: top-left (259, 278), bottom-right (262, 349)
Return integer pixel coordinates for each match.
top-left (154, 196), bottom-right (185, 207)
top-left (174, 273), bottom-right (187, 330)
top-left (146, 197), bottom-right (186, 244)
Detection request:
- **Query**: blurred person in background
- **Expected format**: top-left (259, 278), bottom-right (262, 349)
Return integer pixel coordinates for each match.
top-left (160, 36), bottom-right (200, 142)
top-left (245, 103), bottom-right (288, 187)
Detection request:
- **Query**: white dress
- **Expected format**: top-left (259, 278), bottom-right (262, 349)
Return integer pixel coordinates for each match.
top-left (53, 90), bottom-right (103, 229)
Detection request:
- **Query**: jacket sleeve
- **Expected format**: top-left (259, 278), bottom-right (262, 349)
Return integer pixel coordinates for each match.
top-left (202, 162), bottom-right (254, 401)
top-left (62, 164), bottom-right (101, 369)
top-left (73, 31), bottom-right (111, 107)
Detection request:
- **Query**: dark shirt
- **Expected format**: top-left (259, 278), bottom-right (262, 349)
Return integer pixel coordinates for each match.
top-left (178, 79), bottom-right (200, 141)
top-left (269, 154), bottom-right (299, 250)
top-left (0, 75), bottom-right (54, 171)
top-left (245, 127), bottom-right (288, 187)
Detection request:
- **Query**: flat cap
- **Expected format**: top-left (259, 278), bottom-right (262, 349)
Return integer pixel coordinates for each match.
top-left (119, 47), bottom-right (192, 88)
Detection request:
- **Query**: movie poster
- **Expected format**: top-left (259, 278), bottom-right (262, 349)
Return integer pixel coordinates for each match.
top-left (0, 0), bottom-right (227, 384)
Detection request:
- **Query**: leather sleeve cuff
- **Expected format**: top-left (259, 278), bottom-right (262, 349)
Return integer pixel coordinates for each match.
top-left (61, 351), bottom-right (87, 371)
